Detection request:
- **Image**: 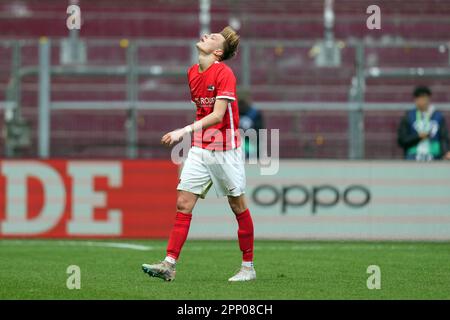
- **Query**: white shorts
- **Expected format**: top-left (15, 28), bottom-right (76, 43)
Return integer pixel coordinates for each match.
top-left (177, 146), bottom-right (246, 198)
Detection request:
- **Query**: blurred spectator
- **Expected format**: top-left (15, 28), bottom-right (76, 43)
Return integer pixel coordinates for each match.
top-left (397, 86), bottom-right (450, 161)
top-left (238, 90), bottom-right (264, 159)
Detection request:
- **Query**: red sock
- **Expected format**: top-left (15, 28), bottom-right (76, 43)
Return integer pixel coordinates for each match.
top-left (166, 212), bottom-right (192, 260)
top-left (235, 208), bottom-right (254, 262)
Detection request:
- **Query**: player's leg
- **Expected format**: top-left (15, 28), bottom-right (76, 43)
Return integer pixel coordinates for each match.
top-left (165, 190), bottom-right (198, 263)
top-left (142, 147), bottom-right (211, 281)
top-left (228, 195), bottom-right (254, 264)
top-left (142, 190), bottom-right (198, 282)
top-left (227, 194), bottom-right (256, 282)
top-left (207, 147), bottom-right (256, 281)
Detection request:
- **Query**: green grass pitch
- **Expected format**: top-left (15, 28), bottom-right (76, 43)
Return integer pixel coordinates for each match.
top-left (0, 240), bottom-right (449, 299)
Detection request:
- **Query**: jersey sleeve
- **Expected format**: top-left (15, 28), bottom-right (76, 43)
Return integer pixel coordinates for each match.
top-left (187, 66), bottom-right (196, 104)
top-left (215, 67), bottom-right (236, 101)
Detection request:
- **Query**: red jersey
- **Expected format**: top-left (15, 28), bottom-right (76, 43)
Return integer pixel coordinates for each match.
top-left (188, 61), bottom-right (241, 151)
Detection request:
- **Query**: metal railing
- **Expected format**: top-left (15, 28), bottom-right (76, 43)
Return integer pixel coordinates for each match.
top-left (2, 37), bottom-right (450, 159)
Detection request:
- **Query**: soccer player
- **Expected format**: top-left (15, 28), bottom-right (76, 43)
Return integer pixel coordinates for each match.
top-left (142, 26), bottom-right (256, 282)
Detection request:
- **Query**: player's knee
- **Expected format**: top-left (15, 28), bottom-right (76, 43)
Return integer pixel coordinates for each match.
top-left (228, 198), bottom-right (246, 215)
top-left (176, 195), bottom-right (194, 213)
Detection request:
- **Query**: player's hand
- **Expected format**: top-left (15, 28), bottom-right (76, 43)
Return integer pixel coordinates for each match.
top-left (161, 129), bottom-right (185, 147)
top-left (419, 132), bottom-right (429, 140)
top-left (444, 151), bottom-right (450, 160)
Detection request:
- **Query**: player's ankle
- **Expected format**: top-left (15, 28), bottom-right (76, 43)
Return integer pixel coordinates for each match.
top-left (164, 256), bottom-right (177, 266)
top-left (242, 261), bottom-right (254, 268)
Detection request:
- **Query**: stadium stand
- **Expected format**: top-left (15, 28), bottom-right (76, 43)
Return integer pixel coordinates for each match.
top-left (1, 0), bottom-right (449, 158)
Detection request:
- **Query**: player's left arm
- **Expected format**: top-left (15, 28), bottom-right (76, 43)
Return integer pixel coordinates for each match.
top-left (161, 99), bottom-right (229, 147)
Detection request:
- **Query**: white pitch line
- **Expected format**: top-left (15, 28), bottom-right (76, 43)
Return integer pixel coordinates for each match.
top-left (72, 241), bottom-right (153, 251)
top-left (0, 240), bottom-right (154, 251)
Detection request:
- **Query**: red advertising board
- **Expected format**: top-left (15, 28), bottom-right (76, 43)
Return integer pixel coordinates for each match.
top-left (0, 160), bottom-right (178, 238)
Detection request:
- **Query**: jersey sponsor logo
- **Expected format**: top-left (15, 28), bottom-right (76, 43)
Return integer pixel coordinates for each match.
top-left (194, 97), bottom-right (216, 106)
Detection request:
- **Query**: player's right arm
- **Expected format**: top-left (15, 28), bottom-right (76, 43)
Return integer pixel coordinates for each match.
top-left (160, 99), bottom-right (227, 147)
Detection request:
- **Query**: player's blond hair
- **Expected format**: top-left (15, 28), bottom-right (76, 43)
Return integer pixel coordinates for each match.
top-left (220, 26), bottom-right (240, 61)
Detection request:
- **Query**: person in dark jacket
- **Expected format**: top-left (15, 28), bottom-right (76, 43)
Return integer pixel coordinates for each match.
top-left (397, 86), bottom-right (450, 161)
top-left (238, 90), bottom-right (264, 159)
